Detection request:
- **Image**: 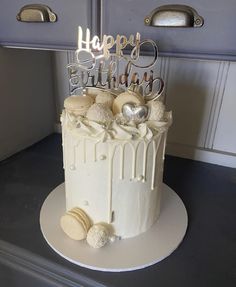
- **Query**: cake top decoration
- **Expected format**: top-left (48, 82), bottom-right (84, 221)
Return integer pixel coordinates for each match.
top-left (77, 26), bottom-right (141, 62)
top-left (67, 26), bottom-right (163, 101)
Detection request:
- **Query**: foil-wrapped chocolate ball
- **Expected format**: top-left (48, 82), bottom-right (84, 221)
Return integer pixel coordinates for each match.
top-left (122, 103), bottom-right (149, 124)
top-left (112, 91), bottom-right (145, 115)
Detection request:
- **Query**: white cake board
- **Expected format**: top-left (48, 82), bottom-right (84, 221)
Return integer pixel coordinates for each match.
top-left (40, 183), bottom-right (188, 272)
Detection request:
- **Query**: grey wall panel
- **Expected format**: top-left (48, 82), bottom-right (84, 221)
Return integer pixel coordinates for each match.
top-left (102, 0), bottom-right (236, 59)
top-left (0, 47), bottom-right (55, 160)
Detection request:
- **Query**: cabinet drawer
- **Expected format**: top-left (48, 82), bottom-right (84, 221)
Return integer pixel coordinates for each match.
top-left (0, 0), bottom-right (96, 50)
top-left (103, 0), bottom-right (236, 60)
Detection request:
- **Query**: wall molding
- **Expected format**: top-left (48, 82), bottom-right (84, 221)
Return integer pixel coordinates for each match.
top-left (159, 56), bottom-right (170, 102)
top-left (205, 61), bottom-right (230, 149)
top-left (0, 239), bottom-right (106, 287)
top-left (166, 142), bottom-right (236, 168)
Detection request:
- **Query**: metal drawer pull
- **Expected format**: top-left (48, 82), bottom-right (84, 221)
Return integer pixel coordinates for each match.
top-left (16, 4), bottom-right (57, 23)
top-left (144, 5), bottom-right (203, 27)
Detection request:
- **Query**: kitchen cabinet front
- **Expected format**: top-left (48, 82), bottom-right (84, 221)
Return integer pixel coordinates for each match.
top-left (102, 0), bottom-right (236, 59)
top-left (0, 0), bottom-right (98, 50)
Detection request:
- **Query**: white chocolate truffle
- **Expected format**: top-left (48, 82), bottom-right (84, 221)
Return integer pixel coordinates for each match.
top-left (64, 95), bottom-right (94, 116)
top-left (95, 92), bottom-right (115, 109)
top-left (147, 100), bottom-right (165, 121)
top-left (86, 103), bottom-right (114, 124)
top-left (87, 224), bottom-right (110, 248)
top-left (112, 91), bottom-right (145, 115)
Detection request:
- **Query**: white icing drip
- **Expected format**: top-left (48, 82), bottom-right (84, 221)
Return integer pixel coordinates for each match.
top-left (72, 144), bottom-right (77, 169)
top-left (119, 144), bottom-right (125, 180)
top-left (133, 141), bottom-right (142, 180)
top-left (131, 143), bottom-right (137, 180)
top-left (94, 141), bottom-right (100, 162)
top-left (151, 136), bottom-right (162, 190)
top-left (107, 144), bottom-right (117, 223)
top-left (70, 139), bottom-right (80, 170)
top-left (142, 141), bottom-right (152, 182)
top-left (64, 119), bottom-right (168, 225)
top-left (162, 131), bottom-right (167, 160)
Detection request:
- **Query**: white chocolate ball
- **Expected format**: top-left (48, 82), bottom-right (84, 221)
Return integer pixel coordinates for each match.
top-left (112, 91), bottom-right (145, 115)
top-left (109, 235), bottom-right (117, 243)
top-left (86, 103), bottom-right (113, 124)
top-left (95, 92), bottom-right (115, 109)
top-left (147, 100), bottom-right (165, 121)
top-left (64, 95), bottom-right (94, 116)
top-left (87, 224), bottom-right (109, 248)
top-left (99, 154), bottom-right (106, 160)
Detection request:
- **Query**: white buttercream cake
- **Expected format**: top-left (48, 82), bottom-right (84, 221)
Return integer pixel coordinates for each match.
top-left (60, 88), bottom-right (172, 246)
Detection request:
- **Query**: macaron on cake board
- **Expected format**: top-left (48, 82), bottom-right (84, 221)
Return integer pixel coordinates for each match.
top-left (60, 209), bottom-right (90, 241)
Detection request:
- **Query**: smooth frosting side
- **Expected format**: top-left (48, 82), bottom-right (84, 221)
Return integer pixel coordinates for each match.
top-left (61, 110), bottom-right (171, 238)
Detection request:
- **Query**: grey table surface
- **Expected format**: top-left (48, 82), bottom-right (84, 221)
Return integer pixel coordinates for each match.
top-left (0, 134), bottom-right (235, 287)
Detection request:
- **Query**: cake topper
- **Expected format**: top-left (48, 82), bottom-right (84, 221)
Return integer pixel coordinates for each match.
top-left (68, 26), bottom-right (164, 101)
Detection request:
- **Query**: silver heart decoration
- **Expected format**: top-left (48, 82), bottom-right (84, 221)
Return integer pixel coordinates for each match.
top-left (122, 103), bottom-right (149, 124)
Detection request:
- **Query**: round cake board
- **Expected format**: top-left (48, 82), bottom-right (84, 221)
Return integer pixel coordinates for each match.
top-left (40, 183), bottom-right (188, 272)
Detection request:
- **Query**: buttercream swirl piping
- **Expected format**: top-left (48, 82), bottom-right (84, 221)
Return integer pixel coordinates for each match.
top-left (61, 110), bottom-right (172, 142)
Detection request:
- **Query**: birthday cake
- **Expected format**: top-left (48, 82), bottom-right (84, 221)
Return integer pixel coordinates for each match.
top-left (60, 27), bottom-right (172, 248)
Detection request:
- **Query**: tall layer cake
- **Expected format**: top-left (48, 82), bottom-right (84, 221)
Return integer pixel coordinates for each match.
top-left (60, 27), bottom-right (172, 248)
top-left (61, 89), bottom-right (172, 243)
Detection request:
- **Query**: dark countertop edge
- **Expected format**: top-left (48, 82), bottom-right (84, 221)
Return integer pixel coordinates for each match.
top-left (0, 239), bottom-right (107, 287)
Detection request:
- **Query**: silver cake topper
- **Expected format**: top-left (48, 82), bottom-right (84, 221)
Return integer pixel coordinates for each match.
top-left (68, 26), bottom-right (164, 101)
